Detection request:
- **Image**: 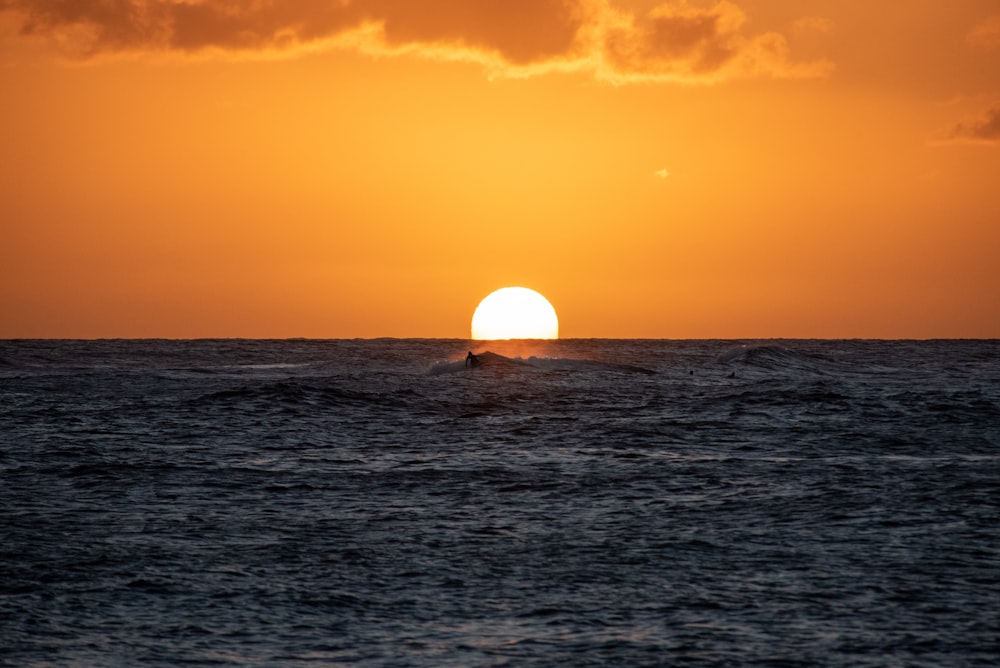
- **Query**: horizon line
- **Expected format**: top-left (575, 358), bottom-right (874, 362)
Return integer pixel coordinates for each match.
top-left (3, 336), bottom-right (998, 342)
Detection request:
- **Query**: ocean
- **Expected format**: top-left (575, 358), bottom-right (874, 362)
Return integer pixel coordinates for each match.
top-left (1, 338), bottom-right (998, 666)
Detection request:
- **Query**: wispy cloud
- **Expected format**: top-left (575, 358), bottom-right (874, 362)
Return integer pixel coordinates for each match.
top-left (0, 0), bottom-right (833, 84)
top-left (967, 15), bottom-right (1000, 52)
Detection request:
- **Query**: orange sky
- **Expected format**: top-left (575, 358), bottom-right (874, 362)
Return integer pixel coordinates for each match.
top-left (1, 0), bottom-right (998, 338)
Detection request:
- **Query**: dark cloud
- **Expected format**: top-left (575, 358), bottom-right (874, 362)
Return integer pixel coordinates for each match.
top-left (605, 4), bottom-right (737, 75)
top-left (0, 0), bottom-right (582, 61)
top-left (1, 0), bottom-right (365, 55)
top-left (0, 0), bottom-right (831, 82)
top-left (370, 0), bottom-right (585, 66)
top-left (949, 105), bottom-right (1000, 144)
top-left (165, 2), bottom-right (350, 51)
top-left (601, 1), bottom-right (831, 82)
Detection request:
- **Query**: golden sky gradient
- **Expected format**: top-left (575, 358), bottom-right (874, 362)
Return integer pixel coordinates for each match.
top-left (1, 0), bottom-right (998, 338)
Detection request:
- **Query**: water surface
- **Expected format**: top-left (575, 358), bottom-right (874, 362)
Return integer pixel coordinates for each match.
top-left (2, 339), bottom-right (998, 666)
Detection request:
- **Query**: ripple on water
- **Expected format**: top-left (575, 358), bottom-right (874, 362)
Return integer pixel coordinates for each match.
top-left (0, 339), bottom-right (998, 666)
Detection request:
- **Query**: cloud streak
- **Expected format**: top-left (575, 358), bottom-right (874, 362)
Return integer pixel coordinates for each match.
top-left (947, 104), bottom-right (1000, 146)
top-left (0, 0), bottom-right (832, 83)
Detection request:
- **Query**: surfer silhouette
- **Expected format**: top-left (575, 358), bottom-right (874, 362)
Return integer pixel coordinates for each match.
top-left (465, 351), bottom-right (478, 368)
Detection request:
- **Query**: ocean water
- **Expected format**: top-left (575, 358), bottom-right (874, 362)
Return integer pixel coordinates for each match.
top-left (1, 338), bottom-right (998, 667)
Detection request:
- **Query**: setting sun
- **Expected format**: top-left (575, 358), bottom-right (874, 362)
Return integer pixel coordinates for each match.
top-left (471, 287), bottom-right (559, 340)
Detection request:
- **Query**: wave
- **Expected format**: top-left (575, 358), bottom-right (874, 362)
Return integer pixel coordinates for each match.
top-left (428, 351), bottom-right (655, 376)
top-left (715, 344), bottom-right (847, 375)
top-left (192, 381), bottom-right (416, 411)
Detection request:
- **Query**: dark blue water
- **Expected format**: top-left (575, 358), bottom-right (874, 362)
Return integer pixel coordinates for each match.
top-left (2, 339), bottom-right (999, 666)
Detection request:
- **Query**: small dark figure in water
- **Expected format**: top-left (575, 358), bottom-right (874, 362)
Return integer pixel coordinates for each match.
top-left (465, 351), bottom-right (478, 368)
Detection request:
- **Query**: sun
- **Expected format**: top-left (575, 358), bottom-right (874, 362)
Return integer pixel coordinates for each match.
top-left (471, 287), bottom-right (559, 340)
